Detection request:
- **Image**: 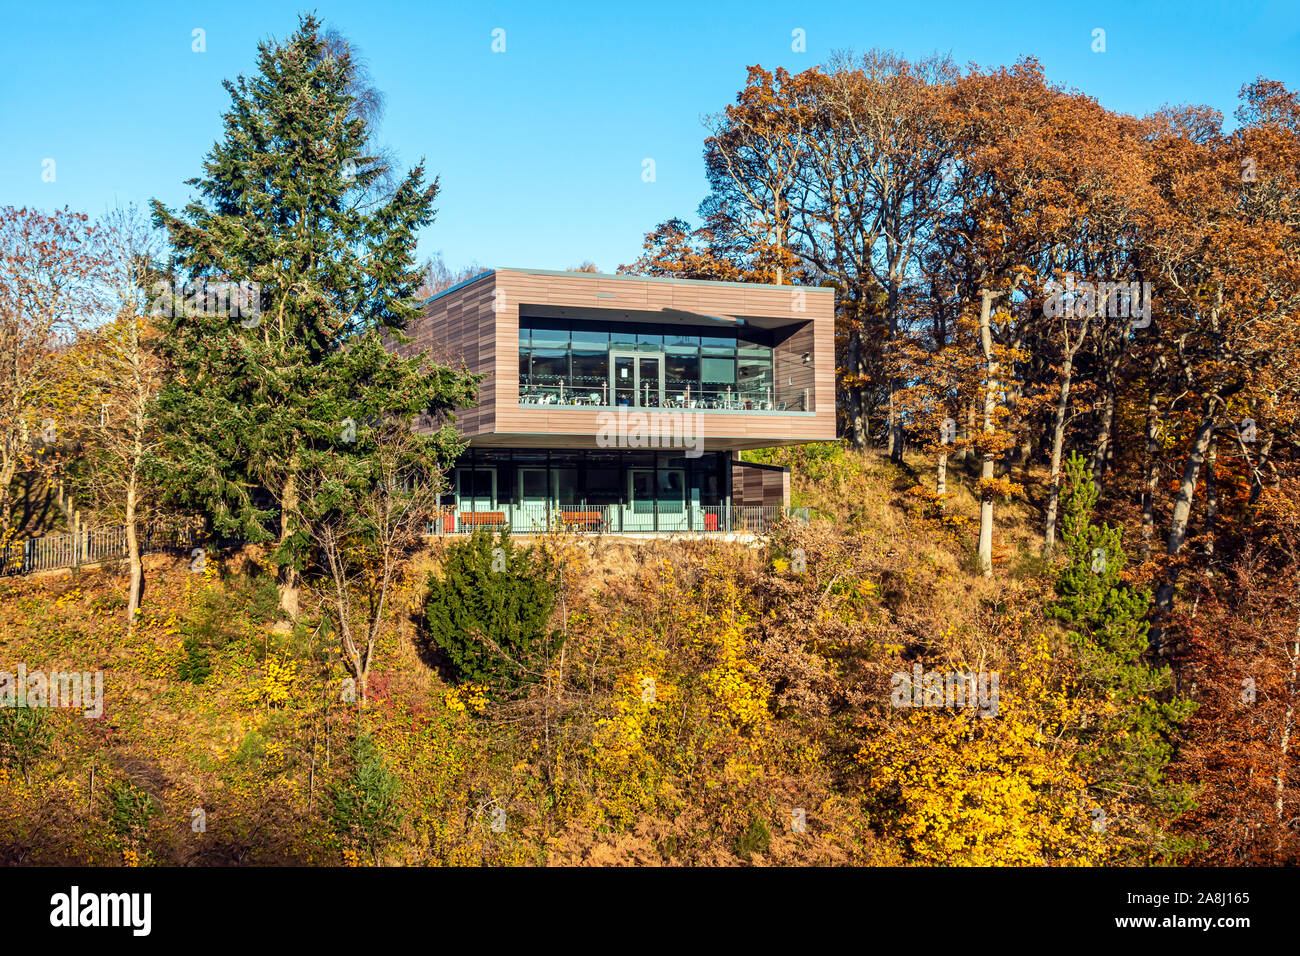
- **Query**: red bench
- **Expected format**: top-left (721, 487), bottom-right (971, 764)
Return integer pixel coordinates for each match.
top-left (459, 511), bottom-right (507, 527)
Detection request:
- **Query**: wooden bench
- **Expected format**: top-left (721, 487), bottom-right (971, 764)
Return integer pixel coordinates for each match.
top-left (459, 511), bottom-right (507, 527)
top-left (560, 510), bottom-right (604, 532)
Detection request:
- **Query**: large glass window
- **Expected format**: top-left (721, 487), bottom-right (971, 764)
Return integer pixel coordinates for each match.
top-left (738, 346), bottom-right (773, 403)
top-left (637, 329), bottom-right (664, 351)
top-left (531, 323), bottom-right (568, 386)
top-left (700, 357), bottom-right (736, 408)
top-left (701, 333), bottom-right (735, 356)
top-left (518, 316), bottom-right (774, 410)
top-left (571, 327), bottom-right (609, 401)
top-left (665, 347), bottom-right (700, 403)
top-left (609, 324), bottom-right (637, 349)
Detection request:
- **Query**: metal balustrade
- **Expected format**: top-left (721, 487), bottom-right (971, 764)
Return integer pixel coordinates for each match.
top-left (428, 504), bottom-right (810, 536)
top-left (0, 505), bottom-right (811, 575)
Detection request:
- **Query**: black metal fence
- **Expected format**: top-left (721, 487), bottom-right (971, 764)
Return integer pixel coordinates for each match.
top-left (1, 504), bottom-right (811, 576)
top-left (0, 522), bottom-right (203, 576)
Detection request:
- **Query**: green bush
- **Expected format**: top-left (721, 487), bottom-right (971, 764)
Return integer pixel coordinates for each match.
top-left (330, 733), bottom-right (403, 860)
top-left (734, 816), bottom-right (772, 860)
top-left (105, 780), bottom-right (156, 843)
top-left (422, 529), bottom-right (560, 694)
top-left (176, 571), bottom-right (282, 680)
top-left (0, 706), bottom-right (51, 782)
top-left (177, 636), bottom-right (213, 684)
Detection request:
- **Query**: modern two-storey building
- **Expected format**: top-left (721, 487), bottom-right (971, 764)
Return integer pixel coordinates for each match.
top-left (398, 268), bottom-right (836, 533)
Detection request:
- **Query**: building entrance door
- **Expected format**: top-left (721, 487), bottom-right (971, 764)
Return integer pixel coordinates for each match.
top-left (610, 351), bottom-right (664, 408)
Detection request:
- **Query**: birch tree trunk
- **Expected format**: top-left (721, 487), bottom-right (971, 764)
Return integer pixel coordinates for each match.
top-left (1140, 384), bottom-right (1162, 563)
top-left (1043, 363), bottom-right (1072, 557)
top-left (1044, 316), bottom-right (1087, 555)
top-left (977, 291), bottom-right (997, 578)
top-left (1276, 618), bottom-right (1299, 851)
top-left (125, 478), bottom-right (141, 627)
top-left (1204, 438), bottom-right (1218, 565)
top-left (1153, 408), bottom-right (1218, 646)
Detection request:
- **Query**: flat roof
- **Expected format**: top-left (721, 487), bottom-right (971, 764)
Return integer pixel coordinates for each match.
top-left (419, 269), bottom-right (495, 306)
top-left (420, 266), bottom-right (836, 306)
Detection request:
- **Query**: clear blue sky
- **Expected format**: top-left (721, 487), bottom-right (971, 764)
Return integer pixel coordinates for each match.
top-left (2, 0), bottom-right (1297, 273)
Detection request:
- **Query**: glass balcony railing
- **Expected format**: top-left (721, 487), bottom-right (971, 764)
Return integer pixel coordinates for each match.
top-left (517, 385), bottom-right (807, 412)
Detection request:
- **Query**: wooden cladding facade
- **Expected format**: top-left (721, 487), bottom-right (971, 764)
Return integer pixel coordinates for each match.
top-left (730, 457), bottom-right (792, 508)
top-left (400, 268), bottom-right (837, 452)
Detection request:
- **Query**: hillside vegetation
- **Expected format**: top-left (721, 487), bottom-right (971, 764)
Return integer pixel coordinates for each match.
top-left (1, 445), bottom-right (1205, 866)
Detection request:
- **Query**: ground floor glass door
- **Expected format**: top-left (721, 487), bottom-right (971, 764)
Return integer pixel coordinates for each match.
top-left (518, 467), bottom-right (549, 506)
top-left (455, 468), bottom-right (496, 510)
top-left (626, 467), bottom-right (687, 530)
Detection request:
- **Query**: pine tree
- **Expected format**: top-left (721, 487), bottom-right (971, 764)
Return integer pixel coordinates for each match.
top-left (149, 15), bottom-right (477, 617)
top-left (1048, 453), bottom-right (1194, 836)
top-left (330, 732), bottom-right (403, 863)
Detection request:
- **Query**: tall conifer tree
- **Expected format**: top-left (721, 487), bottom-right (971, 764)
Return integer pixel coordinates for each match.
top-left (151, 15), bottom-right (476, 616)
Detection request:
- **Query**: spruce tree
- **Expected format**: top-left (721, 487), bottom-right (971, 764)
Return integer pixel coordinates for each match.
top-left (150, 16), bottom-right (476, 616)
top-left (1048, 453), bottom-right (1193, 819)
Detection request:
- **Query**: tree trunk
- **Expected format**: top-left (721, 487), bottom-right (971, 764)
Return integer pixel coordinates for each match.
top-left (1153, 409), bottom-right (1218, 647)
top-left (1248, 431), bottom-right (1275, 507)
top-left (936, 450), bottom-right (948, 503)
top-left (846, 332), bottom-right (867, 449)
top-left (977, 291), bottom-right (997, 578)
top-left (1204, 438), bottom-right (1218, 565)
top-left (1165, 412), bottom-right (1217, 558)
top-left (1276, 619), bottom-right (1299, 850)
top-left (887, 391), bottom-right (901, 462)
top-left (0, 452), bottom-right (16, 534)
top-left (125, 477), bottom-right (142, 628)
top-left (279, 472), bottom-right (300, 619)
top-left (1140, 386), bottom-right (1161, 563)
top-left (888, 286), bottom-right (902, 463)
top-left (1090, 367), bottom-right (1117, 485)
top-left (1043, 354), bottom-right (1075, 556)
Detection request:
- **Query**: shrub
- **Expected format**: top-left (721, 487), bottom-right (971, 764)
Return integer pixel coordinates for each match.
top-left (177, 636), bottom-right (213, 684)
top-left (0, 706), bottom-right (51, 783)
top-left (422, 529), bottom-right (560, 695)
top-left (330, 733), bottom-right (403, 862)
top-left (105, 780), bottom-right (156, 845)
top-left (734, 816), bottom-right (772, 860)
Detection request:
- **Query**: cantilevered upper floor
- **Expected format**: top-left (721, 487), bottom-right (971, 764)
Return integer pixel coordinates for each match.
top-left (397, 267), bottom-right (837, 451)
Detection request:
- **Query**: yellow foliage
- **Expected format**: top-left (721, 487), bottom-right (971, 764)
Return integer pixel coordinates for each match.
top-left (442, 682), bottom-right (489, 715)
top-left (237, 655), bottom-right (299, 708)
top-left (857, 635), bottom-right (1106, 865)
